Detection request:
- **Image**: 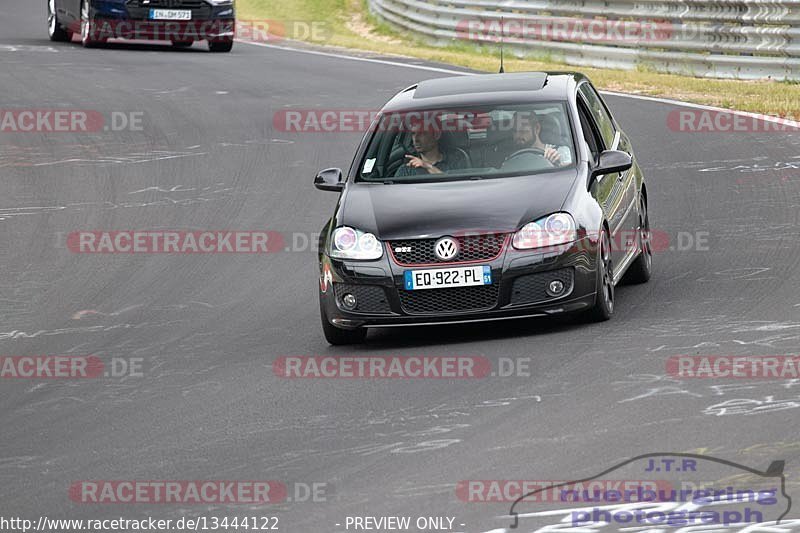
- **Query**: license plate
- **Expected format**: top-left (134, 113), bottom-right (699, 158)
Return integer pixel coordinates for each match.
top-left (404, 265), bottom-right (492, 290)
top-left (149, 9), bottom-right (192, 20)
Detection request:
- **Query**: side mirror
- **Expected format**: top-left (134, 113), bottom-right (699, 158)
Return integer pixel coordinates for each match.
top-left (314, 168), bottom-right (344, 192)
top-left (591, 150), bottom-right (632, 179)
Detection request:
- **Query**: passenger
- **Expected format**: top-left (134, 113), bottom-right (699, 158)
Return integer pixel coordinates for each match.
top-left (509, 111), bottom-right (572, 167)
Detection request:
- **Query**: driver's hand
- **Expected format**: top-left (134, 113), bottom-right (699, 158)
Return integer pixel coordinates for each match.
top-left (543, 147), bottom-right (562, 166)
top-left (404, 155), bottom-right (427, 169)
top-left (404, 155), bottom-right (442, 174)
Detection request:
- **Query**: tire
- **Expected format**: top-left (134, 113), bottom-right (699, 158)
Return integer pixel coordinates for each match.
top-left (586, 227), bottom-right (614, 322)
top-left (621, 196), bottom-right (652, 284)
top-left (320, 299), bottom-right (367, 345)
top-left (47, 0), bottom-right (73, 42)
top-left (80, 0), bottom-right (105, 48)
top-left (208, 40), bottom-right (233, 53)
top-left (171, 40), bottom-right (194, 48)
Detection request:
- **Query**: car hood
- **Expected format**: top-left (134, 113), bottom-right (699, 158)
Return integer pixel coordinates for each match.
top-left (339, 170), bottom-right (580, 240)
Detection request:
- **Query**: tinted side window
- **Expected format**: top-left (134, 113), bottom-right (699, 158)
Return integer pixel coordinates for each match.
top-left (579, 84), bottom-right (616, 148)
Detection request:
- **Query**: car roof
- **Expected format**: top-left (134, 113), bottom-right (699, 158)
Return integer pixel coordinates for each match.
top-left (381, 72), bottom-right (586, 112)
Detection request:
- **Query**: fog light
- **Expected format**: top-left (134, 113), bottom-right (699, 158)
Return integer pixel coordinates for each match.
top-left (547, 280), bottom-right (565, 297)
top-left (341, 293), bottom-right (357, 310)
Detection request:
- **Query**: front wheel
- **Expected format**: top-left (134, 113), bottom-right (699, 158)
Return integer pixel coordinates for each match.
top-left (80, 0), bottom-right (106, 48)
top-left (586, 228), bottom-right (614, 322)
top-left (320, 299), bottom-right (367, 345)
top-left (208, 40), bottom-right (233, 53)
top-left (48, 0), bottom-right (73, 42)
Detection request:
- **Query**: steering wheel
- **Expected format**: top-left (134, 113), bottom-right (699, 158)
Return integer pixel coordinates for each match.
top-left (506, 148), bottom-right (544, 161)
top-left (504, 147), bottom-right (552, 165)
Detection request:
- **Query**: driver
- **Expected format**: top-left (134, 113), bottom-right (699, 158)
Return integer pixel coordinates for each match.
top-left (395, 117), bottom-right (467, 176)
top-left (509, 111), bottom-right (572, 167)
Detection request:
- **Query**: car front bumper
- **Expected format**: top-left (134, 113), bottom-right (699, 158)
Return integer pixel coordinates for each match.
top-left (88, 1), bottom-right (235, 41)
top-left (319, 236), bottom-right (600, 329)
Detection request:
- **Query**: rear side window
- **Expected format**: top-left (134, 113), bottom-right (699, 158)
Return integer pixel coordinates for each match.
top-left (578, 84), bottom-right (616, 149)
top-left (577, 98), bottom-right (603, 162)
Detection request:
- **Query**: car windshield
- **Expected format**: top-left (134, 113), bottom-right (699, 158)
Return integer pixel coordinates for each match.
top-left (356, 103), bottom-right (575, 183)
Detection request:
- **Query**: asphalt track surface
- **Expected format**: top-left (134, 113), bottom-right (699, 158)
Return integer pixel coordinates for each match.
top-left (1, 0), bottom-right (800, 531)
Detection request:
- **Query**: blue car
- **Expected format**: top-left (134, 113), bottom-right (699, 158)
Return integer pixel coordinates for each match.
top-left (47, 0), bottom-right (235, 51)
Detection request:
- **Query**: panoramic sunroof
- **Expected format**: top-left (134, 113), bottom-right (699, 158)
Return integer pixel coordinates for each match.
top-left (413, 72), bottom-right (548, 99)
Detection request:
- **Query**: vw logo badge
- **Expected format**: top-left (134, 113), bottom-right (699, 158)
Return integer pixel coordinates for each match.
top-left (434, 237), bottom-right (459, 261)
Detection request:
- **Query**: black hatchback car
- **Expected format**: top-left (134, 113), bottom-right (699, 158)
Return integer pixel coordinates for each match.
top-left (315, 72), bottom-right (651, 344)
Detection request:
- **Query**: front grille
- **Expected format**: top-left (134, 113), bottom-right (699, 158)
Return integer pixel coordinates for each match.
top-left (510, 268), bottom-right (574, 306)
top-left (398, 284), bottom-right (499, 314)
top-left (334, 284), bottom-right (392, 314)
top-left (389, 234), bottom-right (507, 265)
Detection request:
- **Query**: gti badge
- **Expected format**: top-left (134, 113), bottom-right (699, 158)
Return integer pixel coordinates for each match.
top-left (394, 246), bottom-right (412, 253)
top-left (434, 237), bottom-right (458, 261)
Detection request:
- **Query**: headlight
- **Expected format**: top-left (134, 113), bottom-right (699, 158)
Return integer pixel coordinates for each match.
top-left (512, 212), bottom-right (577, 249)
top-left (207, 0), bottom-right (233, 5)
top-left (330, 227), bottom-right (383, 260)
